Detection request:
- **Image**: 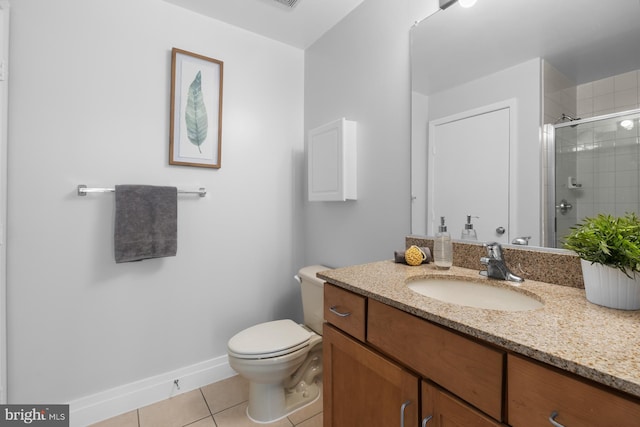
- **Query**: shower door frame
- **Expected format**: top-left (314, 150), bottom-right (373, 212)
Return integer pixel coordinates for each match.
top-left (543, 123), bottom-right (556, 248)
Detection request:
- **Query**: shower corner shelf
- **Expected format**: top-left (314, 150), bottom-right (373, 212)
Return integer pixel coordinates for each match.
top-left (567, 177), bottom-right (582, 189)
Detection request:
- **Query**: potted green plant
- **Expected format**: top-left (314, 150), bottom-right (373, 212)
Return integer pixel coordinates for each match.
top-left (564, 213), bottom-right (640, 310)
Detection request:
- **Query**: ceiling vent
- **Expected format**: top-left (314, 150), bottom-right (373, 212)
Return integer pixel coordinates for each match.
top-left (273, 0), bottom-right (300, 8)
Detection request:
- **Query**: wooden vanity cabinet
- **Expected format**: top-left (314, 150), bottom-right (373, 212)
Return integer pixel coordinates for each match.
top-left (508, 354), bottom-right (640, 427)
top-left (323, 283), bottom-right (640, 427)
top-left (367, 299), bottom-right (504, 421)
top-left (323, 284), bottom-right (418, 426)
top-left (323, 324), bottom-right (419, 427)
top-left (323, 283), bottom-right (505, 426)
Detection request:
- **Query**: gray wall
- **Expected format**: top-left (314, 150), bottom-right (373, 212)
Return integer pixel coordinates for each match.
top-left (6, 0), bottom-right (416, 411)
top-left (303, 0), bottom-right (413, 268)
top-left (8, 0), bottom-right (304, 403)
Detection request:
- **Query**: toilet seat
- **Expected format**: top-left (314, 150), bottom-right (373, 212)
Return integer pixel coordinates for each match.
top-left (228, 319), bottom-right (311, 360)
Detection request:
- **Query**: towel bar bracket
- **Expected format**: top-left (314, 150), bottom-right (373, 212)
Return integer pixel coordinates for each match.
top-left (77, 184), bottom-right (206, 197)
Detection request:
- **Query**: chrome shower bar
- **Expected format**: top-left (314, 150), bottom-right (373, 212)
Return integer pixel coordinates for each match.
top-left (77, 184), bottom-right (207, 197)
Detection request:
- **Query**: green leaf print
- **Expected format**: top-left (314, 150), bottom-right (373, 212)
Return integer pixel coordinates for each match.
top-left (185, 71), bottom-right (208, 153)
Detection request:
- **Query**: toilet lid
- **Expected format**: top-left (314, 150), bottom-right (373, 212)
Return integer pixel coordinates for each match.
top-left (228, 319), bottom-right (311, 359)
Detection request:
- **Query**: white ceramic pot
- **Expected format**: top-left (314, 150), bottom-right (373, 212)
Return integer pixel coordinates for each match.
top-left (580, 259), bottom-right (640, 310)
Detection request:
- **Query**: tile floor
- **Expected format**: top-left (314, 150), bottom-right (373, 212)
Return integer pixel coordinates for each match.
top-left (89, 375), bottom-right (323, 427)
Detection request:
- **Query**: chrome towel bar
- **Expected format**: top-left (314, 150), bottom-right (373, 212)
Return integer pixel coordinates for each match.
top-left (77, 184), bottom-right (207, 197)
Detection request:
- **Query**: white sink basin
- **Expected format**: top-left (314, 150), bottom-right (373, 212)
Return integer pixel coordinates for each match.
top-left (407, 278), bottom-right (543, 311)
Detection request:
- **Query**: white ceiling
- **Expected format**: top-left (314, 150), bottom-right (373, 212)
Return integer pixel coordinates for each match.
top-left (162, 0), bottom-right (365, 49)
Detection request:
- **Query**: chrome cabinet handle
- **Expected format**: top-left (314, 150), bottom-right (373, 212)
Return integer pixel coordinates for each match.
top-left (549, 411), bottom-right (566, 427)
top-left (422, 415), bottom-right (433, 426)
top-left (329, 306), bottom-right (351, 317)
top-left (400, 400), bottom-right (411, 427)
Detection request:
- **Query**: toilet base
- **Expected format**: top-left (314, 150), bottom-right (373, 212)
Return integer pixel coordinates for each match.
top-left (246, 379), bottom-right (321, 424)
top-left (247, 345), bottom-right (323, 423)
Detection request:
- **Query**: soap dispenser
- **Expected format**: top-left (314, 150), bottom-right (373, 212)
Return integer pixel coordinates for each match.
top-left (434, 216), bottom-right (453, 270)
top-left (461, 215), bottom-right (478, 241)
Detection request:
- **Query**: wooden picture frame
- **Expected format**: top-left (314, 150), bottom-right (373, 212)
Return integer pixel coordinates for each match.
top-left (170, 48), bottom-right (223, 168)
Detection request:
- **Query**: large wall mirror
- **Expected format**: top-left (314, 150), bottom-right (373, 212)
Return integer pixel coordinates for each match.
top-left (411, 0), bottom-right (640, 248)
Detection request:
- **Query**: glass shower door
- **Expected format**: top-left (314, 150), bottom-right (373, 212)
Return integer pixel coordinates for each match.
top-left (552, 109), bottom-right (640, 247)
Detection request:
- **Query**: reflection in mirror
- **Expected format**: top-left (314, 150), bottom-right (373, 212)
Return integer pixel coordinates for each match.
top-left (411, 0), bottom-right (640, 248)
top-left (549, 109), bottom-right (640, 248)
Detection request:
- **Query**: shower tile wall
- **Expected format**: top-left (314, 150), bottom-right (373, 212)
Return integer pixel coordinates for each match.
top-left (574, 113), bottom-right (640, 220)
top-left (577, 70), bottom-right (640, 119)
top-left (575, 70), bottom-right (640, 225)
top-left (544, 61), bottom-right (578, 125)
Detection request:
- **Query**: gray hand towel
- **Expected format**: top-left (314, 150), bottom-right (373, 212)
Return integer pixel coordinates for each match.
top-left (114, 185), bottom-right (177, 263)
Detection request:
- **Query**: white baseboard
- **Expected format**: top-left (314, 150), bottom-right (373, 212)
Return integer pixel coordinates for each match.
top-left (69, 355), bottom-right (235, 427)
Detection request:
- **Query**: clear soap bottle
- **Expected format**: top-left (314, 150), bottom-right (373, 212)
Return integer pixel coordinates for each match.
top-left (434, 216), bottom-right (453, 270)
top-left (461, 215), bottom-right (478, 241)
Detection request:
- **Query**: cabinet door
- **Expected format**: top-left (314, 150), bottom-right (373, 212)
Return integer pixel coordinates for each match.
top-left (422, 381), bottom-right (503, 427)
top-left (323, 324), bottom-right (419, 427)
top-left (308, 118), bottom-right (357, 201)
top-left (508, 354), bottom-right (640, 427)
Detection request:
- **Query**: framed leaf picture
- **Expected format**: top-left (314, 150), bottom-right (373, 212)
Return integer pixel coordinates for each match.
top-left (170, 48), bottom-right (223, 168)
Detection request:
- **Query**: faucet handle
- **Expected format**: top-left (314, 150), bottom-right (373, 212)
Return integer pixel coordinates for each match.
top-left (512, 236), bottom-right (531, 246)
top-left (483, 242), bottom-right (503, 260)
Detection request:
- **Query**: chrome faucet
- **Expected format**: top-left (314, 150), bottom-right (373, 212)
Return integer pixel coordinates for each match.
top-left (479, 242), bottom-right (524, 282)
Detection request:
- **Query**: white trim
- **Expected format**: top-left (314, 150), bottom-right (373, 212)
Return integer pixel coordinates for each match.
top-left (69, 355), bottom-right (235, 427)
top-left (0, 0), bottom-right (10, 405)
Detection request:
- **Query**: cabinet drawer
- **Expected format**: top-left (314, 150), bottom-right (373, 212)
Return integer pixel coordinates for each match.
top-left (508, 354), bottom-right (640, 427)
top-left (367, 299), bottom-right (504, 421)
top-left (324, 283), bottom-right (366, 342)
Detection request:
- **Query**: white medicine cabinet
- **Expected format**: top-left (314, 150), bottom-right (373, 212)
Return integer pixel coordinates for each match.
top-left (307, 118), bottom-right (357, 202)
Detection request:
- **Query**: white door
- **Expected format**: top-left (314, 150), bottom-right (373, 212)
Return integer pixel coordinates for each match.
top-left (428, 104), bottom-right (512, 244)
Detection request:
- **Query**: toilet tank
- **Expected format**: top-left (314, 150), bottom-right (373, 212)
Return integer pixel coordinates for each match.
top-left (297, 265), bottom-right (330, 335)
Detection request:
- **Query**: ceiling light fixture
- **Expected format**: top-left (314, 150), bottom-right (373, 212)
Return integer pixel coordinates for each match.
top-left (458, 0), bottom-right (478, 7)
top-left (620, 119), bottom-right (634, 130)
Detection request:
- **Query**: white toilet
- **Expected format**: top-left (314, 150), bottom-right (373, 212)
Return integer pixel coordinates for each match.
top-left (227, 265), bottom-right (328, 423)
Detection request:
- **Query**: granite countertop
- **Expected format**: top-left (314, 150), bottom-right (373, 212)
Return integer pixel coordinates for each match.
top-left (318, 260), bottom-right (640, 399)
